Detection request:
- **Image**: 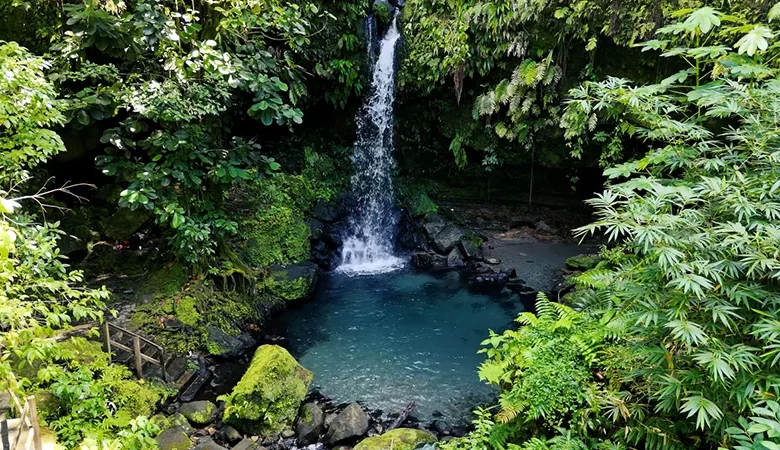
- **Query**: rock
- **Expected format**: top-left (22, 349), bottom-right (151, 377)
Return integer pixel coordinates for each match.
top-left (157, 427), bottom-right (194, 450)
top-left (233, 438), bottom-right (258, 450)
top-left (458, 239), bottom-right (483, 261)
top-left (535, 220), bottom-right (555, 234)
top-left (194, 440), bottom-right (227, 450)
top-left (421, 214), bottom-right (446, 240)
top-left (446, 247), bottom-right (465, 268)
top-left (324, 413), bottom-right (337, 429)
top-left (431, 420), bottom-right (453, 436)
top-left (296, 402), bottom-right (325, 445)
top-left (281, 429), bottom-right (296, 439)
top-left (223, 345), bottom-right (313, 435)
top-left (307, 218), bottom-right (325, 241)
top-left (180, 401), bottom-right (218, 426)
top-left (372, 0), bottom-right (394, 25)
top-left (432, 225), bottom-right (464, 254)
top-left (324, 403), bottom-right (370, 445)
top-left (154, 413), bottom-right (195, 435)
top-left (313, 200), bottom-right (342, 223)
top-left (102, 207), bottom-right (151, 241)
top-left (475, 273), bottom-right (509, 285)
top-left (565, 254), bottom-right (600, 271)
top-left (353, 428), bottom-right (437, 450)
top-left (206, 327), bottom-right (250, 358)
top-left (265, 263), bottom-right (319, 301)
top-left (410, 252), bottom-right (447, 270)
top-left (221, 425), bottom-right (242, 443)
top-left (485, 258), bottom-right (501, 265)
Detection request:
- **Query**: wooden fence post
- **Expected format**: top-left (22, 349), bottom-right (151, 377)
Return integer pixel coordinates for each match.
top-left (160, 348), bottom-right (168, 383)
top-left (27, 395), bottom-right (41, 450)
top-left (133, 336), bottom-right (143, 379)
top-left (102, 322), bottom-right (111, 354)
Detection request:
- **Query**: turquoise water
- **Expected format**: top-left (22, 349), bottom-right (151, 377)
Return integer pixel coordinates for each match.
top-left (271, 269), bottom-right (530, 425)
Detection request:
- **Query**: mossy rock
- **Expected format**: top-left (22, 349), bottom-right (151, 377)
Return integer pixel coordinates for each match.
top-left (153, 413), bottom-right (194, 435)
top-left (101, 207), bottom-right (151, 241)
top-left (262, 263), bottom-right (318, 302)
top-left (354, 428), bottom-right (437, 450)
top-left (372, 0), bottom-right (393, 25)
top-left (157, 427), bottom-right (194, 450)
top-left (565, 254), bottom-right (601, 271)
top-left (222, 345), bottom-right (312, 435)
top-left (180, 401), bottom-right (218, 426)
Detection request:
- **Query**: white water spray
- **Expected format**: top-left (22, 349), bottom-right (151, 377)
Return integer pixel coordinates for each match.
top-left (337, 14), bottom-right (404, 275)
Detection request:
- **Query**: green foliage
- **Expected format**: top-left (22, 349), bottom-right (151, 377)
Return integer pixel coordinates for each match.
top-left (477, 293), bottom-right (615, 429)
top-left (221, 345), bottom-right (312, 435)
top-left (44, 339), bottom-right (172, 447)
top-left (45, 0), bottom-right (366, 268)
top-left (450, 8), bottom-right (780, 450)
top-left (0, 41), bottom-right (66, 186)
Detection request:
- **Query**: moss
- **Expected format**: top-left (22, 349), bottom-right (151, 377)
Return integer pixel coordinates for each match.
top-left (152, 413), bottom-right (192, 433)
top-left (260, 264), bottom-right (317, 302)
top-left (241, 204), bottom-right (310, 269)
top-left (372, 0), bottom-right (393, 25)
top-left (112, 378), bottom-right (173, 418)
top-left (354, 428), bottom-right (437, 450)
top-left (221, 345), bottom-right (312, 435)
top-left (565, 254), bottom-right (601, 271)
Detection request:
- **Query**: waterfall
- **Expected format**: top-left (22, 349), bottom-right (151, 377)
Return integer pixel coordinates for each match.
top-left (337, 13), bottom-right (404, 275)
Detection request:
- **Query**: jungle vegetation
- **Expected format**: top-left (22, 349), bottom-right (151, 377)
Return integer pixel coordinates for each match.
top-left (1, 0), bottom-right (780, 449)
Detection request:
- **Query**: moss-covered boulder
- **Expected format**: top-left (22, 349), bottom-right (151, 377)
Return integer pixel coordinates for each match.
top-left (565, 254), bottom-right (600, 271)
top-left (372, 0), bottom-right (393, 25)
top-left (263, 263), bottom-right (319, 301)
top-left (156, 427), bottom-right (194, 450)
top-left (180, 400), bottom-right (218, 426)
top-left (222, 345), bottom-right (312, 435)
top-left (153, 413), bottom-right (194, 435)
top-left (353, 428), bottom-right (437, 450)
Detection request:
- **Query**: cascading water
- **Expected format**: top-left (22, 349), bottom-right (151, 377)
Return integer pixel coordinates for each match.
top-left (337, 13), bottom-right (404, 275)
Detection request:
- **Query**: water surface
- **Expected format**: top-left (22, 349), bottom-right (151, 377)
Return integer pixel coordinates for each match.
top-left (270, 269), bottom-right (529, 425)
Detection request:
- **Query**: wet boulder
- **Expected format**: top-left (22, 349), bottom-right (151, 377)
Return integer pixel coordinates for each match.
top-left (222, 345), bottom-right (312, 435)
top-left (431, 420), bottom-right (453, 436)
top-left (410, 252), bottom-right (447, 270)
top-left (313, 200), bottom-right (343, 223)
top-left (422, 214), bottom-right (446, 240)
top-left (324, 403), bottom-right (370, 445)
top-left (353, 428), bottom-right (437, 450)
top-left (180, 400), bottom-right (218, 427)
top-left (296, 402), bottom-right (325, 445)
top-left (458, 239), bottom-right (483, 261)
top-left (446, 247), bottom-right (465, 268)
top-left (432, 225), bottom-right (464, 254)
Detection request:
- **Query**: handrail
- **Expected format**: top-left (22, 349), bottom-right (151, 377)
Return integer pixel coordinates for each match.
top-left (107, 322), bottom-right (163, 353)
top-left (101, 322), bottom-right (168, 382)
top-left (5, 389), bottom-right (42, 450)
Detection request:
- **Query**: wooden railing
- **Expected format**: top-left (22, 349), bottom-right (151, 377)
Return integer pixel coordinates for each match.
top-left (101, 322), bottom-right (168, 382)
top-left (4, 390), bottom-right (42, 450)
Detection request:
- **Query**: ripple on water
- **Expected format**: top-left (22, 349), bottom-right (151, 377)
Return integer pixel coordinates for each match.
top-left (269, 269), bottom-right (531, 426)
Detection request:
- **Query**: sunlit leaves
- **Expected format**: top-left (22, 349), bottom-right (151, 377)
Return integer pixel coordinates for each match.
top-left (681, 395), bottom-right (723, 429)
top-left (735, 26), bottom-right (774, 56)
